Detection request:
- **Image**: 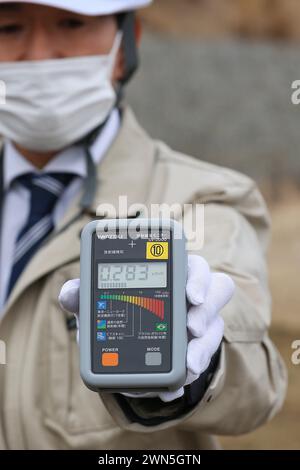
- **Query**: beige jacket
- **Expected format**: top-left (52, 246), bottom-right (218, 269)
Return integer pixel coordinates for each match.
top-left (0, 108), bottom-right (287, 450)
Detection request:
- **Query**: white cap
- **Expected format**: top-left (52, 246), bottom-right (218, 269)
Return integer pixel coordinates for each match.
top-left (0, 0), bottom-right (152, 15)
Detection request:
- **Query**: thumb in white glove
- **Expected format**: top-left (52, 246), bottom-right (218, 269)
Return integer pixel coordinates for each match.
top-left (59, 278), bottom-right (80, 342)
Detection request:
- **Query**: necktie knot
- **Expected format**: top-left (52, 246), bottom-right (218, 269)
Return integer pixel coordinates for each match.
top-left (16, 172), bottom-right (76, 219)
top-left (17, 172), bottom-right (75, 196)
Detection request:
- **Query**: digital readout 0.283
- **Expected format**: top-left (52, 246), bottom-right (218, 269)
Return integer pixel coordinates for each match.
top-left (98, 262), bottom-right (167, 289)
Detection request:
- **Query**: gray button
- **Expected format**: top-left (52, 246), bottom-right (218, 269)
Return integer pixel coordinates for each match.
top-left (145, 352), bottom-right (162, 366)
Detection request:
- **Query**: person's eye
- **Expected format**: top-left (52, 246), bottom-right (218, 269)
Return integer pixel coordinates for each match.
top-left (0, 23), bottom-right (23, 35)
top-left (59, 18), bottom-right (86, 30)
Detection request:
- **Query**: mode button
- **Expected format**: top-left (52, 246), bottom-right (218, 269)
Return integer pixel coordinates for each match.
top-left (145, 352), bottom-right (162, 366)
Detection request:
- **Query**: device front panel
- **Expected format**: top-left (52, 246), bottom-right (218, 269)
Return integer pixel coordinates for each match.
top-left (91, 228), bottom-right (173, 375)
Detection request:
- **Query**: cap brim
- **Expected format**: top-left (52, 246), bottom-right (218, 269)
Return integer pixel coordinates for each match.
top-left (0, 0), bottom-right (152, 15)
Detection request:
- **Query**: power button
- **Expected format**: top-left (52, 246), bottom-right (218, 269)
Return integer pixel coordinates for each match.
top-left (102, 352), bottom-right (119, 367)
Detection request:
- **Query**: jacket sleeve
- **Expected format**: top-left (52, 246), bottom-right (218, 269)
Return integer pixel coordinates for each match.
top-left (98, 183), bottom-right (287, 434)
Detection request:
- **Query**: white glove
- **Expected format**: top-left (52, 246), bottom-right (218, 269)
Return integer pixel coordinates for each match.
top-left (59, 255), bottom-right (235, 403)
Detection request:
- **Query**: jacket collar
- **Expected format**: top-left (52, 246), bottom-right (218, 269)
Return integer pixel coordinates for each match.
top-left (1, 107), bottom-right (157, 319)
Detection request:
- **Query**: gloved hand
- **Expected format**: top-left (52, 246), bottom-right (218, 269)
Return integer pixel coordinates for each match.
top-left (59, 255), bottom-right (235, 403)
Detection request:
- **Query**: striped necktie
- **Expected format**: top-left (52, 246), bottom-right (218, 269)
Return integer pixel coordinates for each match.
top-left (6, 172), bottom-right (75, 299)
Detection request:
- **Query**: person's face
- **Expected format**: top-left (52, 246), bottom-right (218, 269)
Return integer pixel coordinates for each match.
top-left (0, 3), bottom-right (124, 81)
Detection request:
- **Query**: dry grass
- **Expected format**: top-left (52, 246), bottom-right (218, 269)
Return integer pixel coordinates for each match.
top-left (140, 0), bottom-right (300, 41)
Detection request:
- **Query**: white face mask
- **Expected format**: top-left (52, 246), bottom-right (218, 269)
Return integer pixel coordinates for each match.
top-left (0, 32), bottom-right (122, 153)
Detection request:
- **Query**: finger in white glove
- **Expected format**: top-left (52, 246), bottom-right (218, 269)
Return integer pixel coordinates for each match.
top-left (187, 316), bottom-right (224, 376)
top-left (158, 387), bottom-right (185, 402)
top-left (122, 387), bottom-right (185, 403)
top-left (58, 278), bottom-right (80, 314)
top-left (58, 279), bottom-right (80, 342)
top-left (187, 272), bottom-right (235, 337)
top-left (186, 255), bottom-right (212, 305)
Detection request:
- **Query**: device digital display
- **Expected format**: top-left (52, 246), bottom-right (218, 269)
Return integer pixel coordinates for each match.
top-left (98, 262), bottom-right (167, 289)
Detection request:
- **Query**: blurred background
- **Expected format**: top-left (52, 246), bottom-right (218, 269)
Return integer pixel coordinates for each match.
top-left (127, 0), bottom-right (300, 450)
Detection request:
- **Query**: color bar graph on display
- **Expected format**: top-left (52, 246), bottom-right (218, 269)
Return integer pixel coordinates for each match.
top-left (100, 294), bottom-right (165, 320)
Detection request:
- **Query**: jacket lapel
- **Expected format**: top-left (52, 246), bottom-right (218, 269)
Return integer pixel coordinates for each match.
top-left (1, 107), bottom-right (157, 318)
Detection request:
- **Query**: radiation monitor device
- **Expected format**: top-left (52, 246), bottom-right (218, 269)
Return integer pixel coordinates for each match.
top-left (80, 218), bottom-right (187, 393)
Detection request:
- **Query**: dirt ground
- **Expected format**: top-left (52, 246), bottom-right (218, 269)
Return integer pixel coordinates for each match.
top-left (220, 185), bottom-right (300, 449)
